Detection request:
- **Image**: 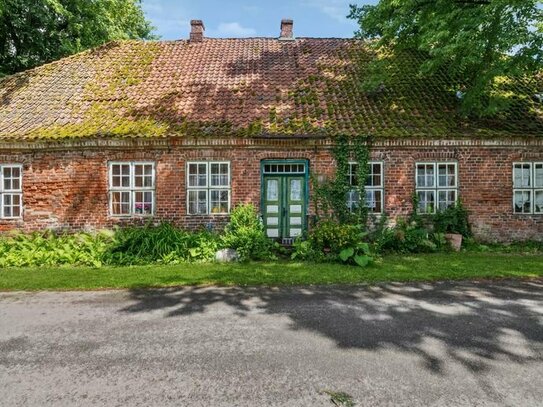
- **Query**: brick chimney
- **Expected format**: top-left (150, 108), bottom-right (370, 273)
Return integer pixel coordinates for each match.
top-left (190, 20), bottom-right (205, 43)
top-left (279, 19), bottom-right (294, 41)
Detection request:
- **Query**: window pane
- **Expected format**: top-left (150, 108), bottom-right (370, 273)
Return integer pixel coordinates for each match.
top-left (535, 190), bottom-right (543, 214)
top-left (2, 195), bottom-right (11, 218)
top-left (134, 164), bottom-right (153, 188)
top-left (350, 163), bottom-right (358, 186)
top-left (267, 179), bottom-right (278, 201)
top-left (210, 163), bottom-right (229, 186)
top-left (210, 190), bottom-right (229, 214)
top-left (290, 179), bottom-right (302, 201)
top-left (438, 164), bottom-right (456, 187)
top-left (513, 164), bottom-right (531, 188)
top-left (134, 191), bottom-right (153, 215)
top-left (188, 163), bottom-right (208, 187)
top-left (3, 166), bottom-right (22, 191)
top-left (367, 163), bottom-right (382, 187)
top-left (365, 189), bottom-right (383, 213)
top-left (438, 190), bottom-right (457, 211)
top-left (198, 164), bottom-right (207, 186)
top-left (111, 192), bottom-right (131, 215)
top-left (374, 190), bottom-right (383, 213)
top-left (12, 199), bottom-right (21, 217)
top-left (417, 164), bottom-right (434, 187)
top-left (417, 190), bottom-right (435, 214)
top-left (111, 164), bottom-right (130, 188)
top-left (188, 190), bottom-right (208, 215)
top-left (514, 190), bottom-right (531, 214)
top-left (3, 193), bottom-right (22, 218)
top-left (188, 163), bottom-right (198, 187)
top-left (347, 189), bottom-right (360, 212)
top-left (535, 164), bottom-right (543, 188)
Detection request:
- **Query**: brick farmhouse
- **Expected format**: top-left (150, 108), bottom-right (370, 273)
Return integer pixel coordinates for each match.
top-left (0, 20), bottom-right (542, 242)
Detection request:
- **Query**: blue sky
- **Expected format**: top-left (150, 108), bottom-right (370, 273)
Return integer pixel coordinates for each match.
top-left (141, 0), bottom-right (376, 40)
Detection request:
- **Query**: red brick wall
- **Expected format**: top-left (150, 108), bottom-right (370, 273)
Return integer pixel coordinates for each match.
top-left (0, 141), bottom-right (542, 242)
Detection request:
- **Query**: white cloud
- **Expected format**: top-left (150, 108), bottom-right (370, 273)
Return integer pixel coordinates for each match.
top-left (209, 22), bottom-right (257, 38)
top-left (303, 0), bottom-right (353, 23)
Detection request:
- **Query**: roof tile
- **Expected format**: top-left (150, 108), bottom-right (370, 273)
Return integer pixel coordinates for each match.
top-left (0, 38), bottom-right (541, 140)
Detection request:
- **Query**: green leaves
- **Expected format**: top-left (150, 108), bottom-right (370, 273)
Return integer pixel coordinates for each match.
top-left (354, 254), bottom-right (371, 267)
top-left (339, 247), bottom-right (355, 261)
top-left (349, 0), bottom-right (543, 117)
top-left (0, 0), bottom-right (157, 75)
top-left (0, 230), bottom-right (113, 268)
top-left (338, 241), bottom-right (373, 268)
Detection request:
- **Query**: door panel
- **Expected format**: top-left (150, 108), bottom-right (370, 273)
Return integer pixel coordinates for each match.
top-left (263, 177), bottom-right (281, 238)
top-left (263, 174), bottom-right (306, 239)
top-left (286, 177), bottom-right (304, 238)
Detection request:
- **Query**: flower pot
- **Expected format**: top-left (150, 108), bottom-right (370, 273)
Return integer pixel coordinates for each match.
top-left (445, 233), bottom-right (463, 252)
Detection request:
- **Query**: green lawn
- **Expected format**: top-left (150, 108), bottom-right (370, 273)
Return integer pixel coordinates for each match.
top-left (0, 252), bottom-right (541, 291)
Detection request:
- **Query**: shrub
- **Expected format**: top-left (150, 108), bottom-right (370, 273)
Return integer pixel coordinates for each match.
top-left (291, 237), bottom-right (325, 262)
top-left (309, 220), bottom-right (363, 255)
top-left (221, 204), bottom-right (273, 261)
top-left (104, 223), bottom-right (220, 265)
top-left (433, 202), bottom-right (471, 237)
top-left (0, 230), bottom-right (113, 268)
top-left (292, 221), bottom-right (373, 266)
top-left (373, 219), bottom-right (442, 254)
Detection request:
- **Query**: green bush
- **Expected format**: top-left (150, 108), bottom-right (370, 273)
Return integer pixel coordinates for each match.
top-left (291, 237), bottom-right (325, 262)
top-left (373, 219), bottom-right (443, 254)
top-left (433, 202), bottom-right (471, 237)
top-left (221, 204), bottom-right (273, 261)
top-left (0, 230), bottom-right (113, 268)
top-left (309, 220), bottom-right (363, 255)
top-left (104, 223), bottom-right (219, 265)
top-left (291, 221), bottom-right (374, 267)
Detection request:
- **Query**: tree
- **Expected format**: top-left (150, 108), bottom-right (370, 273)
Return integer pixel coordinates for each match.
top-left (0, 0), bottom-right (157, 75)
top-left (348, 0), bottom-right (543, 116)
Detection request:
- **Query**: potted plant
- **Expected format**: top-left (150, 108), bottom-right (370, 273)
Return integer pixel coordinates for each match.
top-left (433, 202), bottom-right (471, 251)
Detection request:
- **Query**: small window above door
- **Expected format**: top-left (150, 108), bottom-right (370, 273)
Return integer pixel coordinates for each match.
top-left (263, 163), bottom-right (305, 174)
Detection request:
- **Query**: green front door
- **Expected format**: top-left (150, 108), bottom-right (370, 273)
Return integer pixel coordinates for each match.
top-left (263, 175), bottom-right (306, 239)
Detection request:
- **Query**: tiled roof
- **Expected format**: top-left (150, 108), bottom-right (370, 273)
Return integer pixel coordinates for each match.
top-left (0, 38), bottom-right (542, 141)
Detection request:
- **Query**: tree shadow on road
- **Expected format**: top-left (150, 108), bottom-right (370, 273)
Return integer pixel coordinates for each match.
top-left (121, 279), bottom-right (543, 375)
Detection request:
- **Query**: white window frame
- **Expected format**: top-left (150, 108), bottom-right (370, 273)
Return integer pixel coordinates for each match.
top-left (0, 164), bottom-right (23, 219)
top-left (186, 161), bottom-right (231, 215)
top-left (513, 162), bottom-right (543, 215)
top-left (347, 161), bottom-right (384, 214)
top-left (415, 162), bottom-right (458, 214)
top-left (108, 161), bottom-right (156, 217)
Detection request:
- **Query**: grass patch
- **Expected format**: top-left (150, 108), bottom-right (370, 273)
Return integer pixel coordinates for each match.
top-left (0, 253), bottom-right (541, 291)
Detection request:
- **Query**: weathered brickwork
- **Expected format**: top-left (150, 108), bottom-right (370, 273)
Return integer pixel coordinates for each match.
top-left (0, 138), bottom-right (542, 242)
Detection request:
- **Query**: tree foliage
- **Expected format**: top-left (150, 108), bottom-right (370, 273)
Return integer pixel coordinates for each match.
top-left (0, 0), bottom-right (156, 75)
top-left (348, 0), bottom-right (543, 116)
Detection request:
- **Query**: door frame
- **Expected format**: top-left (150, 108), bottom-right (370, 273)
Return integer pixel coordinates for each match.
top-left (260, 159), bottom-right (310, 239)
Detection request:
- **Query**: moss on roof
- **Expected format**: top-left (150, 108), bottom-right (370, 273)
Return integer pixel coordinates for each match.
top-left (0, 38), bottom-right (541, 141)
